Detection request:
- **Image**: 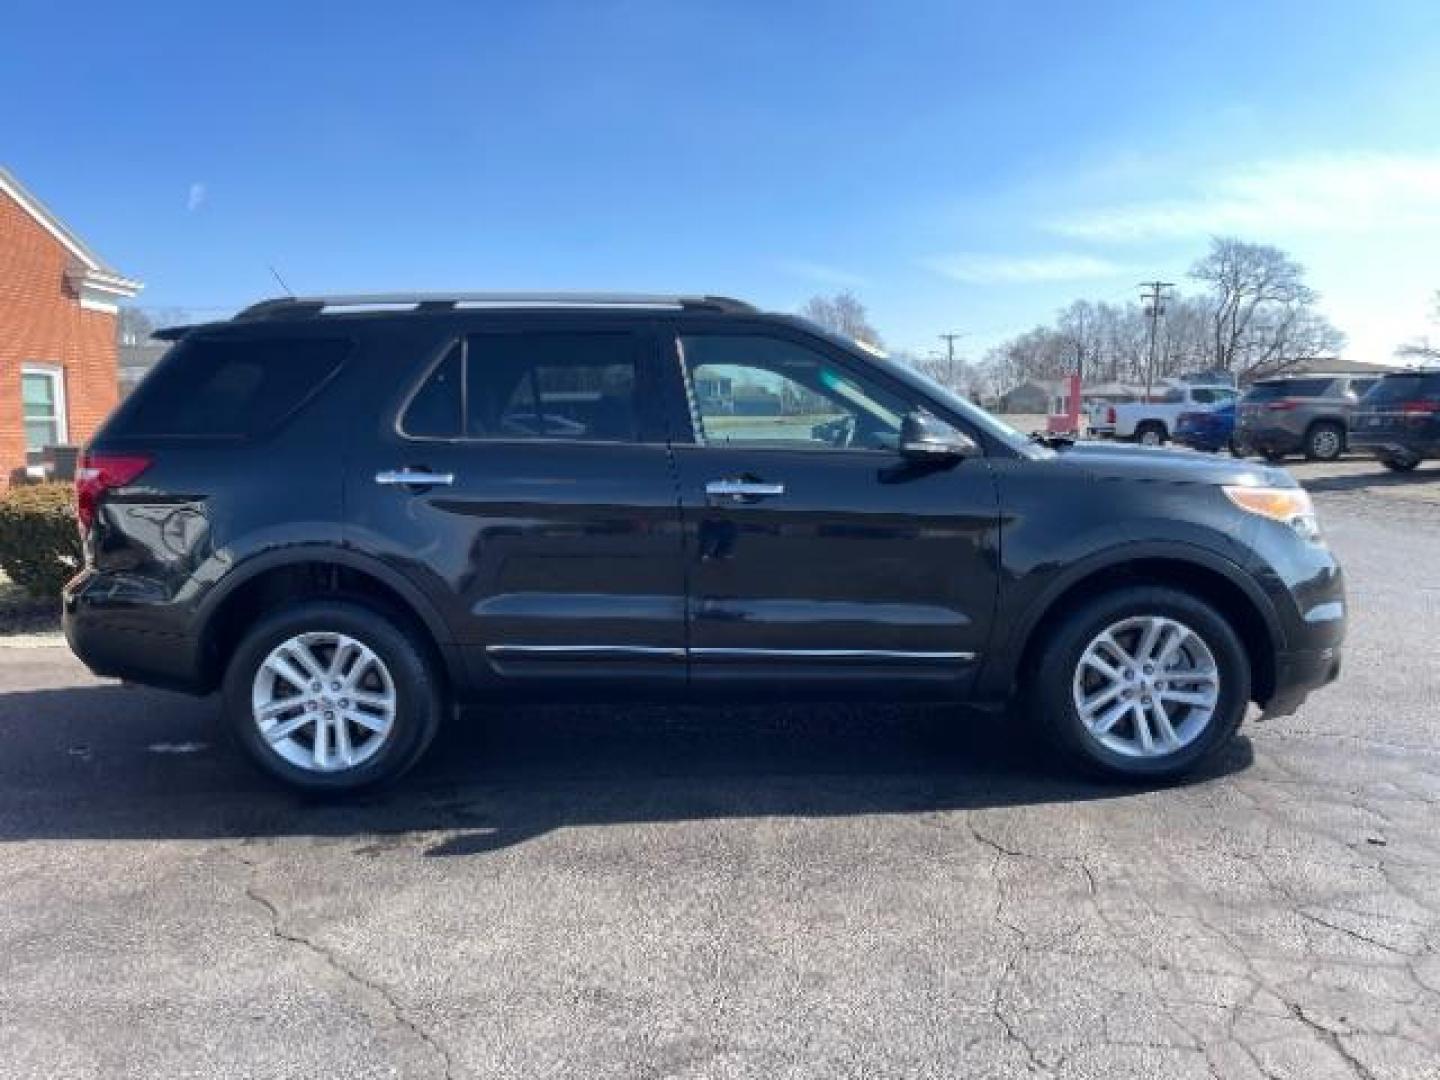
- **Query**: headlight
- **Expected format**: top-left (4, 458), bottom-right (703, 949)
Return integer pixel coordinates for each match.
top-left (1223, 485), bottom-right (1322, 543)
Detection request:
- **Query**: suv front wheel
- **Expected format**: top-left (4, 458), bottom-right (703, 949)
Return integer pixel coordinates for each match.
top-left (222, 600), bottom-right (443, 793)
top-left (1030, 586), bottom-right (1250, 780)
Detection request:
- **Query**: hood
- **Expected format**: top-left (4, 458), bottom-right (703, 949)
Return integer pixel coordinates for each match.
top-left (1054, 442), bottom-right (1294, 488)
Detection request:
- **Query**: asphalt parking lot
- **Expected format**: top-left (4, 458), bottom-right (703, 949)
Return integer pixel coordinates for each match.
top-left (2, 459), bottom-right (1438, 1079)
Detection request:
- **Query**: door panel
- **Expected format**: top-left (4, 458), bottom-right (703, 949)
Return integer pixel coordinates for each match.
top-left (346, 323), bottom-right (686, 695)
top-left (664, 325), bottom-right (1001, 693)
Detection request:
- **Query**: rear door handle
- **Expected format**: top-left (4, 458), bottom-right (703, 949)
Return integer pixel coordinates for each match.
top-left (705, 479), bottom-right (785, 499)
top-left (376, 469), bottom-right (455, 487)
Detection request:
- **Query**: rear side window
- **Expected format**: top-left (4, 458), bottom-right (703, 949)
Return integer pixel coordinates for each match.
top-left (119, 336), bottom-right (347, 438)
top-left (1364, 373), bottom-right (1440, 403)
top-left (1243, 378), bottom-right (1333, 401)
top-left (401, 332), bottom-right (639, 443)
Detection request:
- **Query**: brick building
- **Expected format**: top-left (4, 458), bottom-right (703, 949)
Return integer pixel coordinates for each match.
top-left (0, 166), bottom-right (141, 484)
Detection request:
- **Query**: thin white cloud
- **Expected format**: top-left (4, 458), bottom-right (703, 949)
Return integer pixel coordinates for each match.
top-left (922, 252), bottom-right (1127, 285)
top-left (186, 181), bottom-right (207, 213)
top-left (1050, 153), bottom-right (1440, 242)
top-left (776, 258), bottom-right (869, 288)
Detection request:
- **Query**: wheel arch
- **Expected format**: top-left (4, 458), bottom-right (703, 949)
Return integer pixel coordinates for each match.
top-left (985, 544), bottom-right (1280, 706)
top-left (195, 547), bottom-right (458, 692)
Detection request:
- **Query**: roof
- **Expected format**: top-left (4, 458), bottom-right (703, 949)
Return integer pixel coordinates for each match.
top-left (1279, 357), bottom-right (1404, 376)
top-left (0, 165), bottom-right (142, 300)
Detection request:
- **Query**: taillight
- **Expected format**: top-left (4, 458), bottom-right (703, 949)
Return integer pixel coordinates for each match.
top-left (75, 452), bottom-right (152, 533)
top-left (1106, 407), bottom-right (1116, 424)
top-left (1400, 400), bottom-right (1440, 414)
top-left (1265, 400), bottom-right (1297, 411)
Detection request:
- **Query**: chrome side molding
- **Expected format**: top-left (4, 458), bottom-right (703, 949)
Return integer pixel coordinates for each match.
top-left (486, 644), bottom-right (975, 662)
top-left (375, 469), bottom-right (455, 487)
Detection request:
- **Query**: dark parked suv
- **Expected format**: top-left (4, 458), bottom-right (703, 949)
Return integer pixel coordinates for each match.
top-left (1234, 373), bottom-right (1380, 462)
top-left (64, 293), bottom-right (1345, 792)
top-left (1349, 370), bottom-right (1440, 471)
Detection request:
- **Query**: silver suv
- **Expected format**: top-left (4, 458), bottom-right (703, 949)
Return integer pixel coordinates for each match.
top-left (1235, 374), bottom-right (1381, 462)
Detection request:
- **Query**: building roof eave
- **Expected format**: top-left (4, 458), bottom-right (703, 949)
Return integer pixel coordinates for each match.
top-left (0, 164), bottom-right (142, 291)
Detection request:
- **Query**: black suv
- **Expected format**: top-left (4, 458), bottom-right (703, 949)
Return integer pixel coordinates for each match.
top-left (64, 293), bottom-right (1345, 792)
top-left (1349, 370), bottom-right (1440, 471)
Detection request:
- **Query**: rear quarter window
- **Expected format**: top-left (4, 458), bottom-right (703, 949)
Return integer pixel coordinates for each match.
top-left (115, 336), bottom-right (349, 438)
top-left (1242, 378), bottom-right (1333, 401)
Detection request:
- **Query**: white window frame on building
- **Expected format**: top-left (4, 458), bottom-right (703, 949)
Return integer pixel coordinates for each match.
top-left (21, 362), bottom-right (69, 452)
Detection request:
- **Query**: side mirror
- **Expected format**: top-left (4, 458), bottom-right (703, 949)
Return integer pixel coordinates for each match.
top-left (899, 411), bottom-right (980, 461)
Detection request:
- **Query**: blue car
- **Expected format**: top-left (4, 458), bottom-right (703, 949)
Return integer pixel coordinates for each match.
top-left (1174, 401), bottom-right (1236, 453)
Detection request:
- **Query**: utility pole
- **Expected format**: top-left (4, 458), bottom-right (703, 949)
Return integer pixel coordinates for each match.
top-left (938, 332), bottom-right (964, 389)
top-left (1138, 282), bottom-right (1174, 398)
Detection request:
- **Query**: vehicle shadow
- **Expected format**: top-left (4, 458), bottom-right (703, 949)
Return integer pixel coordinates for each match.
top-left (1298, 465), bottom-right (1436, 494)
top-left (0, 683), bottom-right (1253, 856)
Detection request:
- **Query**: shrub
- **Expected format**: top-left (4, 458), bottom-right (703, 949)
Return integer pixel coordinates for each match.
top-left (0, 483), bottom-right (82, 599)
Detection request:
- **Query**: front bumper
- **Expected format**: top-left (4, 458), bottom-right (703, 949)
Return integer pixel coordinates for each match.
top-left (1260, 644), bottom-right (1343, 719)
top-left (1235, 425), bottom-right (1302, 455)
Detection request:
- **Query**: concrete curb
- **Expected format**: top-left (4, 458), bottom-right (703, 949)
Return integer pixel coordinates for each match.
top-left (0, 632), bottom-right (67, 648)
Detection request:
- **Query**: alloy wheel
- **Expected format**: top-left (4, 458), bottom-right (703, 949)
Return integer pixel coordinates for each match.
top-left (251, 632), bottom-right (397, 773)
top-left (1310, 427), bottom-right (1342, 459)
top-left (1071, 615), bottom-right (1220, 758)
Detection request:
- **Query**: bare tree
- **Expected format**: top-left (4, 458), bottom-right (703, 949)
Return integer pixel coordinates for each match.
top-left (117, 307), bottom-right (155, 345)
top-left (799, 292), bottom-right (883, 347)
top-left (1396, 291), bottom-right (1440, 365)
top-left (1190, 237), bottom-right (1343, 378)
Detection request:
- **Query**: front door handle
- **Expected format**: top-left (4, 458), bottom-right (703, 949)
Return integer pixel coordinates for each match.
top-left (705, 479), bottom-right (785, 499)
top-left (376, 469), bottom-right (455, 487)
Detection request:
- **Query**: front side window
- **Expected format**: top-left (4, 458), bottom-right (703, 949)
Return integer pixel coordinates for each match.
top-left (678, 334), bottom-right (910, 451)
top-left (21, 365), bottom-right (66, 451)
top-left (401, 332), bottom-right (639, 443)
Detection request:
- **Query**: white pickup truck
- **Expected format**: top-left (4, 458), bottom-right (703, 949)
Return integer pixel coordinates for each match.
top-left (1089, 384), bottom-right (1237, 445)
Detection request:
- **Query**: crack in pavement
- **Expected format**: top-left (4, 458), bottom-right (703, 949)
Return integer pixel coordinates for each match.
top-left (228, 845), bottom-right (457, 1080)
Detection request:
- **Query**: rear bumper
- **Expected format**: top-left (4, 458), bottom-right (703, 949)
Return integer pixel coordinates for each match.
top-left (62, 570), bottom-right (208, 693)
top-left (1349, 432), bottom-right (1439, 458)
top-left (1174, 431), bottom-right (1228, 452)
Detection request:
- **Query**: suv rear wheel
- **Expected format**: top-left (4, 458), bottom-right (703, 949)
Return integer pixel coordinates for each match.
top-left (1304, 422), bottom-right (1344, 461)
top-left (222, 600), bottom-right (443, 793)
top-left (1029, 586), bottom-right (1250, 780)
top-left (1379, 453), bottom-right (1420, 473)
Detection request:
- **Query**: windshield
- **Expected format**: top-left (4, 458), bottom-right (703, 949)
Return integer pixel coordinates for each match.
top-left (873, 354), bottom-right (1041, 453)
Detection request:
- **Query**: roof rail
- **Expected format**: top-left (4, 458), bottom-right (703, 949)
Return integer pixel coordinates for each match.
top-left (233, 292), bottom-right (757, 321)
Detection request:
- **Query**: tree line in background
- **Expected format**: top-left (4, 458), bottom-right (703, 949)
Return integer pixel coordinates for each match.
top-left (802, 237), bottom-right (1363, 400)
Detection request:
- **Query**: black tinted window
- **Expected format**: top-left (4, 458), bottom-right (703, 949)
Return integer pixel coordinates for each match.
top-left (1364, 373), bottom-right (1440, 403)
top-left (1243, 378), bottom-right (1333, 401)
top-left (401, 333), bottom-right (639, 442)
top-left (401, 343), bottom-right (463, 437)
top-left (120, 336), bottom-right (347, 437)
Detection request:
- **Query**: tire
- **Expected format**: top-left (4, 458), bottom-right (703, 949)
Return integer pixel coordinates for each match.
top-left (1135, 423), bottom-right (1167, 447)
top-left (1304, 422), bottom-right (1344, 462)
top-left (222, 599), bottom-right (444, 794)
top-left (1028, 585), bottom-right (1251, 781)
top-left (1380, 454), bottom-right (1421, 473)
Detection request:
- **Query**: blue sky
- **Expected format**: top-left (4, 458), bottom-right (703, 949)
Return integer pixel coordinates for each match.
top-left (5, 0), bottom-right (1439, 362)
